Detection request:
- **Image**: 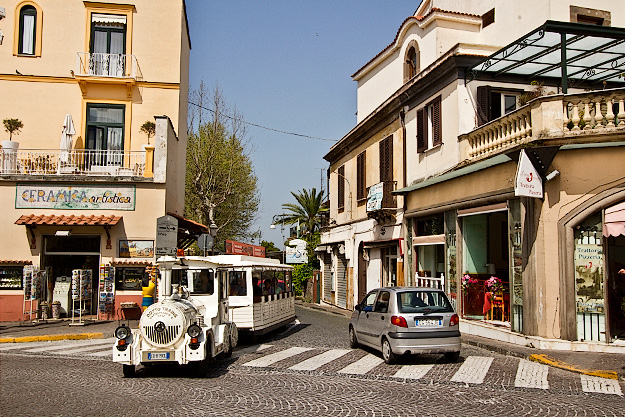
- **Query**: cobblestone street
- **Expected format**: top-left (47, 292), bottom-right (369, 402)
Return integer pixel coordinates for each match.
top-left (1, 306), bottom-right (624, 416)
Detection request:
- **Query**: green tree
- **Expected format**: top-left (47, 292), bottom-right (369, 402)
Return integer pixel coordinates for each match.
top-left (185, 84), bottom-right (260, 248)
top-left (3, 118), bottom-right (23, 141)
top-left (280, 188), bottom-right (327, 236)
top-left (139, 120), bottom-right (155, 144)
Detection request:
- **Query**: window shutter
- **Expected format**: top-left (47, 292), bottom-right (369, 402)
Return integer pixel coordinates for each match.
top-left (357, 151), bottom-right (366, 201)
top-left (337, 166), bottom-right (345, 210)
top-left (477, 85), bottom-right (491, 126)
top-left (380, 137), bottom-right (392, 182)
top-left (417, 108), bottom-right (426, 153)
top-left (432, 97), bottom-right (442, 146)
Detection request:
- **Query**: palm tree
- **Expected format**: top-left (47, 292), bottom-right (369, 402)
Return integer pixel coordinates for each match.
top-left (280, 188), bottom-right (328, 236)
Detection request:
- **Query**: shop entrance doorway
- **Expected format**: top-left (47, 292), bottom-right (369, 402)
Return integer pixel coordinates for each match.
top-left (606, 235), bottom-right (625, 342)
top-left (43, 235), bottom-right (100, 317)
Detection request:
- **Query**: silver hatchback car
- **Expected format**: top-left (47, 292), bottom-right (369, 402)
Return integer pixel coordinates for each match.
top-left (349, 287), bottom-right (461, 364)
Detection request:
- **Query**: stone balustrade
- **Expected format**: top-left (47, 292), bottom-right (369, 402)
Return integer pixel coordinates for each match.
top-left (461, 88), bottom-right (625, 162)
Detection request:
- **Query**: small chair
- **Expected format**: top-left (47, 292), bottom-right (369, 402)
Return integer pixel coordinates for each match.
top-left (491, 293), bottom-right (507, 321)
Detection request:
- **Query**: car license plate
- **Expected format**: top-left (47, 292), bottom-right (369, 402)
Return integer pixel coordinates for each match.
top-left (416, 319), bottom-right (442, 327)
top-left (147, 352), bottom-right (170, 360)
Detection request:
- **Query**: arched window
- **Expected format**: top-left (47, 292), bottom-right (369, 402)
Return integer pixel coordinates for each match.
top-left (403, 41), bottom-right (420, 83)
top-left (18, 5), bottom-right (36, 55)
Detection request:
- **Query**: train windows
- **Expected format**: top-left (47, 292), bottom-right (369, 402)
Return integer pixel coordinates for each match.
top-left (188, 269), bottom-right (214, 295)
top-left (229, 270), bottom-right (247, 296)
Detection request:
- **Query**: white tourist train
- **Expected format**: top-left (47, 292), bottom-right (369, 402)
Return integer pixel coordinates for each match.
top-left (112, 256), bottom-right (238, 377)
top-left (209, 254), bottom-right (296, 336)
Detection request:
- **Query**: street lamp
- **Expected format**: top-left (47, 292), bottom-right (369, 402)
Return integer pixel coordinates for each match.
top-left (270, 214), bottom-right (286, 263)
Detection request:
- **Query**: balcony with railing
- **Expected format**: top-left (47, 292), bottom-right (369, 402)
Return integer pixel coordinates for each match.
top-left (76, 52), bottom-right (142, 79)
top-left (460, 89), bottom-right (625, 162)
top-left (0, 148), bottom-right (152, 179)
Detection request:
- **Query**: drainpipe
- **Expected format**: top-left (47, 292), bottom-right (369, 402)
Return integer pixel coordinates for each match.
top-left (400, 107), bottom-right (411, 286)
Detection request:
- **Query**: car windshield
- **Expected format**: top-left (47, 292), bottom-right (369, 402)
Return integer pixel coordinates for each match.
top-left (397, 290), bottom-right (453, 314)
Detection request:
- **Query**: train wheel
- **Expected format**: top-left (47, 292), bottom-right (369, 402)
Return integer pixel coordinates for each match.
top-left (122, 364), bottom-right (136, 378)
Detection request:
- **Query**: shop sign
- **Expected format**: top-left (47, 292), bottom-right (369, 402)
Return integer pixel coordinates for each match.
top-left (286, 239), bottom-right (308, 264)
top-left (16, 184), bottom-right (135, 210)
top-left (119, 240), bottom-right (154, 258)
top-left (574, 244), bottom-right (604, 313)
top-left (156, 215), bottom-right (178, 257)
top-left (514, 150), bottom-right (543, 198)
top-left (225, 239), bottom-right (266, 258)
top-left (367, 182), bottom-right (384, 211)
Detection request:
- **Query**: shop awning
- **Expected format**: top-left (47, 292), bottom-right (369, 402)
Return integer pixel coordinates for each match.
top-left (15, 214), bottom-right (122, 226)
top-left (412, 235), bottom-right (445, 246)
top-left (457, 202), bottom-right (508, 217)
top-left (166, 212), bottom-right (209, 249)
top-left (111, 260), bottom-right (153, 267)
top-left (466, 20), bottom-right (625, 93)
top-left (603, 201), bottom-right (625, 237)
top-left (0, 260), bottom-right (33, 265)
top-left (363, 238), bottom-right (404, 256)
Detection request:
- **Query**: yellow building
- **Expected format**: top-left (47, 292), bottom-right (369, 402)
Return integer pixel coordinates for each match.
top-left (0, 0), bottom-right (195, 322)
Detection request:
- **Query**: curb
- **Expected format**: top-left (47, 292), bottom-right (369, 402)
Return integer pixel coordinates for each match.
top-left (0, 332), bottom-right (104, 343)
top-left (529, 353), bottom-right (619, 380)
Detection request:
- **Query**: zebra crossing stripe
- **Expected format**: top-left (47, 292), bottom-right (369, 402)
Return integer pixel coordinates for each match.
top-left (392, 364), bottom-right (434, 380)
top-left (51, 340), bottom-right (115, 355)
top-left (337, 353), bottom-right (384, 375)
top-left (515, 359), bottom-right (549, 389)
top-left (580, 375), bottom-right (623, 396)
top-left (90, 349), bottom-right (114, 357)
top-left (451, 356), bottom-right (493, 384)
top-left (289, 349), bottom-right (351, 371)
top-left (0, 341), bottom-right (50, 350)
top-left (23, 338), bottom-right (115, 353)
top-left (243, 346), bottom-right (313, 367)
top-left (233, 344), bottom-right (273, 358)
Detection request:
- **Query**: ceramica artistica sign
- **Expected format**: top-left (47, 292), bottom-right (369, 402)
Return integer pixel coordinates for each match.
top-left (15, 184), bottom-right (136, 210)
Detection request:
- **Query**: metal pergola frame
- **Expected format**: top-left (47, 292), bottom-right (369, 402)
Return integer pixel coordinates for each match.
top-left (466, 20), bottom-right (625, 93)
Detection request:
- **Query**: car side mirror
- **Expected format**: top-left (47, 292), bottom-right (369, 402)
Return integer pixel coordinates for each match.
top-left (354, 304), bottom-right (362, 312)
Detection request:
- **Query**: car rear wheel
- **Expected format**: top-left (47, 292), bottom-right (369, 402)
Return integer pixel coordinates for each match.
top-left (349, 326), bottom-right (359, 348)
top-left (444, 351), bottom-right (460, 363)
top-left (382, 338), bottom-right (397, 364)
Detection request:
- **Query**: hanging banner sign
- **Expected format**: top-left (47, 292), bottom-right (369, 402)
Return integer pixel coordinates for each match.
top-left (16, 184), bottom-right (135, 210)
top-left (286, 239), bottom-right (308, 264)
top-left (514, 150), bottom-right (543, 198)
top-left (367, 182), bottom-right (384, 211)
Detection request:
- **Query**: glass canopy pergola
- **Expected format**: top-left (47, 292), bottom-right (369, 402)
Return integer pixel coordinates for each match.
top-left (466, 20), bottom-right (625, 93)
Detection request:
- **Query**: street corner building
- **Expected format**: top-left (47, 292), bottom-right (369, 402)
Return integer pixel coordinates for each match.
top-left (318, 0), bottom-right (625, 348)
top-left (0, 0), bottom-right (199, 323)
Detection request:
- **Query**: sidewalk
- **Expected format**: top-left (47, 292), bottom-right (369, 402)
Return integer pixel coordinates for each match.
top-left (2, 302), bottom-right (624, 381)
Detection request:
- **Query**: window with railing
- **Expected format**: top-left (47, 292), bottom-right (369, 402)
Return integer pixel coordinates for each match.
top-left (86, 103), bottom-right (125, 167)
top-left (90, 14), bottom-right (126, 77)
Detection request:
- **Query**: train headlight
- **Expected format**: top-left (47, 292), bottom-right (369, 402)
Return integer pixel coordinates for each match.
top-left (115, 325), bottom-right (131, 340)
top-left (187, 324), bottom-right (202, 338)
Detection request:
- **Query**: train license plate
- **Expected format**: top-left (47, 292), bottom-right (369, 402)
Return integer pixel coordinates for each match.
top-left (415, 319), bottom-right (442, 327)
top-left (147, 352), bottom-right (170, 360)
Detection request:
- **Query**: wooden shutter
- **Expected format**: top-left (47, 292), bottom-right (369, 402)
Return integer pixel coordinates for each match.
top-left (417, 108), bottom-right (426, 153)
top-left (337, 165), bottom-right (345, 210)
top-left (379, 136), bottom-right (392, 182)
top-left (477, 85), bottom-right (491, 126)
top-left (432, 96), bottom-right (442, 146)
top-left (357, 151), bottom-right (366, 201)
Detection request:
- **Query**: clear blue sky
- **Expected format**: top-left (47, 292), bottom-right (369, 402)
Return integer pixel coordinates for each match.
top-left (186, 1), bottom-right (420, 248)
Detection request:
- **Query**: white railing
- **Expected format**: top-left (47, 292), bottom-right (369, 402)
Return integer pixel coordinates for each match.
top-left (415, 273), bottom-right (445, 290)
top-left (0, 148), bottom-right (146, 177)
top-left (76, 52), bottom-right (142, 79)
top-left (563, 94), bottom-right (625, 132)
top-left (462, 88), bottom-right (625, 161)
top-left (466, 108), bottom-right (533, 159)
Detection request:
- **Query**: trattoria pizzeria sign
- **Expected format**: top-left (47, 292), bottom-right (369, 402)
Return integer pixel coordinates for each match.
top-left (16, 184), bottom-right (136, 210)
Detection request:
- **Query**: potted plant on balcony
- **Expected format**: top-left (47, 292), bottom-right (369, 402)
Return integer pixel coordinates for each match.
top-left (2, 118), bottom-right (22, 173)
top-left (140, 120), bottom-right (155, 145)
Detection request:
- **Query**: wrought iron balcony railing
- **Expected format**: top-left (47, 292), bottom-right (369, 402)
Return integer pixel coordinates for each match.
top-left (0, 148), bottom-right (148, 177)
top-left (76, 52), bottom-right (142, 79)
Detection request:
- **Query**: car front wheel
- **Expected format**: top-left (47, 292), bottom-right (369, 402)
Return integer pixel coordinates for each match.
top-left (382, 338), bottom-right (397, 364)
top-left (349, 326), bottom-right (359, 348)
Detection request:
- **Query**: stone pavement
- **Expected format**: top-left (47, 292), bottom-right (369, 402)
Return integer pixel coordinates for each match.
top-left (1, 301), bottom-right (624, 381)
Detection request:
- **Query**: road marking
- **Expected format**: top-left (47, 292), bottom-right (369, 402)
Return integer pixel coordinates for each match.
top-left (289, 349), bottom-right (351, 371)
top-left (392, 364), bottom-right (434, 380)
top-left (580, 374), bottom-right (623, 396)
top-left (515, 359), bottom-right (549, 389)
top-left (451, 356), bottom-right (493, 384)
top-left (90, 349), bottom-right (114, 357)
top-left (337, 353), bottom-right (384, 375)
top-left (50, 340), bottom-right (115, 355)
top-left (23, 338), bottom-right (115, 353)
top-left (242, 346), bottom-right (313, 367)
top-left (234, 344), bottom-right (273, 358)
top-left (0, 341), bottom-right (52, 350)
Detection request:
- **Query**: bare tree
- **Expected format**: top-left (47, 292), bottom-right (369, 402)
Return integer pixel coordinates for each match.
top-left (185, 84), bottom-right (260, 247)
